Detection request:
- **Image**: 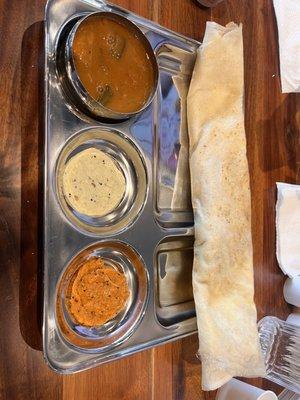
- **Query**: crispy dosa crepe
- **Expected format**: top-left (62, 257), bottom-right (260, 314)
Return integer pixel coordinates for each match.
top-left (187, 22), bottom-right (266, 390)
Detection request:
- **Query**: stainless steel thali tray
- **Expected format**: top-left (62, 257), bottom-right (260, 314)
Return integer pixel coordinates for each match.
top-left (44, 0), bottom-right (200, 373)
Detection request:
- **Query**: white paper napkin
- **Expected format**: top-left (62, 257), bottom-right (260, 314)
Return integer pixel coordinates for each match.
top-left (276, 182), bottom-right (300, 277)
top-left (273, 0), bottom-right (300, 93)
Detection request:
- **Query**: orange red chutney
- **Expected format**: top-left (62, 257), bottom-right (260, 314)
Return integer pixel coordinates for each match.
top-left (67, 257), bottom-right (129, 327)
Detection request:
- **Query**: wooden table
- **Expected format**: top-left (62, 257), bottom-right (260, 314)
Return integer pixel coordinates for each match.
top-left (0, 0), bottom-right (299, 399)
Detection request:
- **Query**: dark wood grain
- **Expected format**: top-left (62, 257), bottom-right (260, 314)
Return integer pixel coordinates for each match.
top-left (0, 2), bottom-right (62, 400)
top-left (0, 0), bottom-right (299, 399)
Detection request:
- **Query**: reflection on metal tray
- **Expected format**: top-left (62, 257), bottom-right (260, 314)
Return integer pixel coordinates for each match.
top-left (155, 236), bottom-right (195, 326)
top-left (44, 0), bottom-right (200, 374)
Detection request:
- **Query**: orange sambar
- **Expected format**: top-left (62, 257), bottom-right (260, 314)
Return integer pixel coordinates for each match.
top-left (72, 14), bottom-right (155, 113)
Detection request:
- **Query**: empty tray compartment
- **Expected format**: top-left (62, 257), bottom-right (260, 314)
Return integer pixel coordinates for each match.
top-left (155, 236), bottom-right (195, 326)
top-left (154, 44), bottom-right (196, 228)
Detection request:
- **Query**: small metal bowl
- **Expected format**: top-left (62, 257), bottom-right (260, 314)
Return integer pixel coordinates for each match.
top-left (64, 11), bottom-right (159, 120)
top-left (56, 240), bottom-right (149, 351)
top-left (55, 127), bottom-right (148, 236)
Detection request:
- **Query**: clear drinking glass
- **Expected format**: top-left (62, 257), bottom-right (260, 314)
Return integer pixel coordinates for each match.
top-left (278, 389), bottom-right (300, 400)
top-left (259, 316), bottom-right (300, 395)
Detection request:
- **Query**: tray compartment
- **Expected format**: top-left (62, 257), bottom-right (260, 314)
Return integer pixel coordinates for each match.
top-left (155, 236), bottom-right (195, 326)
top-left (56, 11), bottom-right (159, 121)
top-left (56, 240), bottom-right (149, 350)
top-left (154, 44), bottom-right (196, 228)
top-left (55, 127), bottom-right (148, 236)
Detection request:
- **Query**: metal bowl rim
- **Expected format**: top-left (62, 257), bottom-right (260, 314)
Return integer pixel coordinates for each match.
top-left (65, 11), bottom-right (159, 119)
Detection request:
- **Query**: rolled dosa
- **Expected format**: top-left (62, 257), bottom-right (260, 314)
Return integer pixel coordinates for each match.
top-left (187, 22), bottom-right (266, 391)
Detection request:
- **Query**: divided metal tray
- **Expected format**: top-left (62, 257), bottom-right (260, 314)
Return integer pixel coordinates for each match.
top-left (44, 0), bottom-right (200, 373)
